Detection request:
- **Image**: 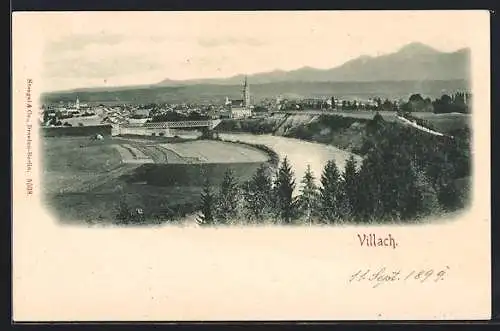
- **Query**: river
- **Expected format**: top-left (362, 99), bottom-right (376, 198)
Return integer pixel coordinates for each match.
top-left (220, 133), bottom-right (363, 191)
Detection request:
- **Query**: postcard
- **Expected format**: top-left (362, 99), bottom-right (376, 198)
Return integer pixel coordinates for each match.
top-left (12, 10), bottom-right (490, 321)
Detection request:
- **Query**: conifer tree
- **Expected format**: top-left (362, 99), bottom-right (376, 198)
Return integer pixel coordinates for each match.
top-left (319, 160), bottom-right (342, 223)
top-left (197, 176), bottom-right (215, 226)
top-left (339, 155), bottom-right (359, 220)
top-left (273, 157), bottom-right (296, 224)
top-left (115, 198), bottom-right (132, 224)
top-left (215, 168), bottom-right (240, 224)
top-left (297, 165), bottom-right (319, 225)
top-left (400, 167), bottom-right (440, 220)
top-left (242, 164), bottom-right (274, 222)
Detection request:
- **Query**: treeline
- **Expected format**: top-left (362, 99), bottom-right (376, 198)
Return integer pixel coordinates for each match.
top-left (399, 92), bottom-right (470, 114)
top-left (276, 92), bottom-right (470, 114)
top-left (360, 113), bottom-right (471, 211)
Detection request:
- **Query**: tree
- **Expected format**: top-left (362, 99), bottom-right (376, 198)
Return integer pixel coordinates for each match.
top-left (242, 164), bottom-right (274, 222)
top-left (409, 93), bottom-right (424, 103)
top-left (115, 199), bottom-right (133, 224)
top-left (43, 111), bottom-right (50, 124)
top-left (297, 165), bottom-right (319, 225)
top-left (440, 94), bottom-right (452, 105)
top-left (381, 99), bottom-right (393, 111)
top-left (340, 155), bottom-right (359, 220)
top-left (319, 160), bottom-right (342, 223)
top-left (215, 168), bottom-right (240, 224)
top-left (413, 169), bottom-right (441, 218)
top-left (197, 176), bottom-right (216, 226)
top-left (355, 149), bottom-right (387, 221)
top-left (273, 157), bottom-right (296, 224)
top-left (365, 112), bottom-right (385, 135)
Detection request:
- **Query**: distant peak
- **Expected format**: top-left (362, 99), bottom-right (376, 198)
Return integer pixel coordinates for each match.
top-left (293, 66), bottom-right (320, 72)
top-left (355, 55), bottom-right (372, 61)
top-left (453, 47), bottom-right (471, 54)
top-left (397, 42), bottom-right (440, 55)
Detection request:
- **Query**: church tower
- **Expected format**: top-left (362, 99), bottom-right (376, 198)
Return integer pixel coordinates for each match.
top-left (76, 96), bottom-right (80, 111)
top-left (243, 76), bottom-right (250, 108)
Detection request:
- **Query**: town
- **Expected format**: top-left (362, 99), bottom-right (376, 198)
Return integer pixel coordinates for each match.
top-left (40, 77), bottom-right (471, 135)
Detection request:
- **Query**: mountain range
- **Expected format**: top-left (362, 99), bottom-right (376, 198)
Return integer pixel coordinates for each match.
top-left (156, 42), bottom-right (470, 86)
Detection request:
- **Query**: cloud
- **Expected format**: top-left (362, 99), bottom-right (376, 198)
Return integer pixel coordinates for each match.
top-left (45, 33), bottom-right (127, 54)
top-left (197, 37), bottom-right (266, 48)
top-left (43, 54), bottom-right (164, 79)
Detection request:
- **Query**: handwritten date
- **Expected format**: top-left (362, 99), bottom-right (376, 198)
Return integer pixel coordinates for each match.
top-left (348, 266), bottom-right (450, 288)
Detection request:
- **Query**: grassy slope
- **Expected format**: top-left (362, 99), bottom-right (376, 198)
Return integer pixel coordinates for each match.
top-left (43, 137), bottom-right (268, 224)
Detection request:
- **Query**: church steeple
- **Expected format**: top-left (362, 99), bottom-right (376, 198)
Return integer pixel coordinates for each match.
top-left (243, 76), bottom-right (250, 108)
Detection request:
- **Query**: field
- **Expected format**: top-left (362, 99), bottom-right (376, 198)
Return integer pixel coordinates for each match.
top-left (414, 112), bottom-right (471, 132)
top-left (42, 136), bottom-right (270, 224)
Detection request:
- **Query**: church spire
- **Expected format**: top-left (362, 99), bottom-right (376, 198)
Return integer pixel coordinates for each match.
top-left (243, 76), bottom-right (250, 108)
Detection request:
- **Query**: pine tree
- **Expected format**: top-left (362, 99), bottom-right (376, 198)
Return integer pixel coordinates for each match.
top-left (242, 164), bottom-right (274, 222)
top-left (413, 169), bottom-right (441, 218)
top-left (215, 168), bottom-right (240, 224)
top-left (197, 176), bottom-right (215, 226)
top-left (340, 155), bottom-right (359, 220)
top-left (319, 160), bottom-right (342, 223)
top-left (297, 165), bottom-right (319, 225)
top-left (115, 198), bottom-right (132, 224)
top-left (273, 157), bottom-right (296, 224)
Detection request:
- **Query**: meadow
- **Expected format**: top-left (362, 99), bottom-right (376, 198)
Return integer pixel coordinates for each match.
top-left (42, 136), bottom-right (270, 224)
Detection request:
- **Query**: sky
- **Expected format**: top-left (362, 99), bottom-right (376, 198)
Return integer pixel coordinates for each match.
top-left (25, 11), bottom-right (477, 92)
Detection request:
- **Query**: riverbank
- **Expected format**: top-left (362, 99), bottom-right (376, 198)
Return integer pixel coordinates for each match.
top-left (217, 112), bottom-right (470, 155)
top-left (218, 113), bottom-right (369, 154)
top-left (219, 133), bottom-right (363, 190)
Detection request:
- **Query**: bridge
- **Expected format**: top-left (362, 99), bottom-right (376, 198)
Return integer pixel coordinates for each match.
top-left (122, 119), bottom-right (222, 130)
top-left (117, 119), bottom-right (222, 136)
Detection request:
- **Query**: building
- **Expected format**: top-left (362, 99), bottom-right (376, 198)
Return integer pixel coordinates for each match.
top-left (225, 76), bottom-right (252, 119)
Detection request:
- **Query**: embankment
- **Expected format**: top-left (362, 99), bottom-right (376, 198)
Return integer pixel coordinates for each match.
top-left (217, 138), bottom-right (280, 167)
top-left (43, 124), bottom-right (112, 137)
top-left (216, 111), bottom-right (470, 154)
top-left (218, 113), bottom-right (370, 154)
top-left (216, 115), bottom-right (284, 134)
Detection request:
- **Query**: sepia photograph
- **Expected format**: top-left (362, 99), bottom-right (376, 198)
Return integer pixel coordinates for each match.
top-left (12, 10), bottom-right (490, 321)
top-left (39, 13), bottom-right (473, 227)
